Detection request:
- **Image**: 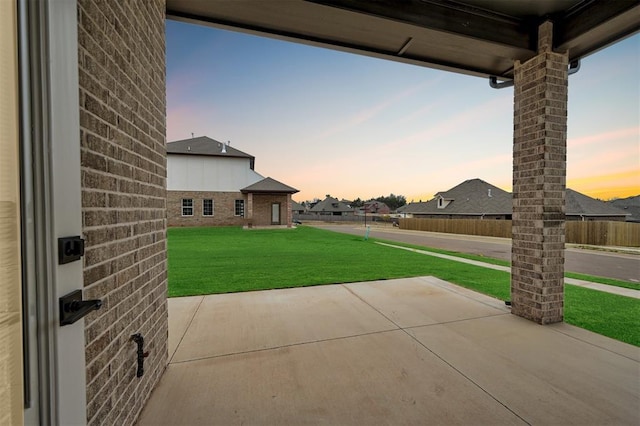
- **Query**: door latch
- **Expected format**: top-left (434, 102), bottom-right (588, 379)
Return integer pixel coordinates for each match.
top-left (59, 289), bottom-right (102, 326)
top-left (58, 236), bottom-right (85, 264)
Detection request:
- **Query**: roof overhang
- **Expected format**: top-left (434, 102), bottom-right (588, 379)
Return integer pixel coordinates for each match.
top-left (166, 0), bottom-right (639, 79)
top-left (241, 177), bottom-right (299, 194)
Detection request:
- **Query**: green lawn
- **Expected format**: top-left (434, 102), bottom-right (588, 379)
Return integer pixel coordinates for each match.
top-left (168, 226), bottom-right (510, 297)
top-left (168, 226), bottom-right (639, 346)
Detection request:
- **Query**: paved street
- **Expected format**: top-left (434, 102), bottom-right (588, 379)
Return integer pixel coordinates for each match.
top-left (313, 223), bottom-right (640, 283)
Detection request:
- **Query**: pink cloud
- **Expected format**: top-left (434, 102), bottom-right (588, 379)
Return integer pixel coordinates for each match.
top-left (311, 79), bottom-right (440, 143)
top-left (381, 94), bottom-right (511, 151)
top-left (568, 127), bottom-right (639, 147)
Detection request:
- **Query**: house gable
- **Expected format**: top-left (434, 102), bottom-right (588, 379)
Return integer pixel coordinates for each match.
top-left (167, 137), bottom-right (264, 192)
top-left (436, 195), bottom-right (453, 209)
top-left (241, 177), bottom-right (299, 194)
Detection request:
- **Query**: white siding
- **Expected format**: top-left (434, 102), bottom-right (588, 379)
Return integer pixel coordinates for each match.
top-left (167, 155), bottom-right (264, 191)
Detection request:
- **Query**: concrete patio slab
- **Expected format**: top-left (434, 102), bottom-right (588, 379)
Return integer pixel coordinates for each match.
top-left (408, 315), bottom-right (639, 424)
top-left (167, 295), bottom-right (203, 359)
top-left (138, 277), bottom-right (640, 425)
top-left (140, 330), bottom-right (525, 425)
top-left (547, 322), bottom-right (640, 361)
top-left (345, 276), bottom-right (508, 328)
top-left (171, 284), bottom-right (398, 363)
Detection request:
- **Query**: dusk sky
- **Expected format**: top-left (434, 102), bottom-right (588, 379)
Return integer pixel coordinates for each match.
top-left (166, 19), bottom-right (639, 203)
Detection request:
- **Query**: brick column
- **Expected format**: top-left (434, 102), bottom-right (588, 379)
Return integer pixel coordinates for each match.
top-left (286, 194), bottom-right (292, 227)
top-left (511, 21), bottom-right (568, 324)
top-left (246, 192), bottom-right (253, 227)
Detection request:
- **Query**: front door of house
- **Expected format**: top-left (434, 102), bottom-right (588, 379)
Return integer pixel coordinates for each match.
top-left (271, 203), bottom-right (281, 225)
top-left (17, 1), bottom-right (87, 424)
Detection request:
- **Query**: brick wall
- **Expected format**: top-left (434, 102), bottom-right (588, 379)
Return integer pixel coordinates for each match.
top-left (511, 22), bottom-right (568, 324)
top-left (168, 191), bottom-right (294, 227)
top-left (168, 191), bottom-right (247, 227)
top-left (251, 194), bottom-right (291, 226)
top-left (77, 1), bottom-right (168, 424)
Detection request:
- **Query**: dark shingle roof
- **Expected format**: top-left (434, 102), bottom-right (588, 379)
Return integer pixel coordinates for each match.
top-left (402, 178), bottom-right (512, 215)
top-left (309, 197), bottom-right (354, 213)
top-left (402, 179), bottom-right (630, 218)
top-left (566, 189), bottom-right (628, 217)
top-left (167, 136), bottom-right (254, 160)
top-left (241, 177), bottom-right (298, 194)
top-left (609, 195), bottom-right (640, 222)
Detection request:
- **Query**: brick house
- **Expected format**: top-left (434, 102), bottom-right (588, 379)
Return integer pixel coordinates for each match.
top-left (167, 136), bottom-right (298, 227)
top-left (363, 200), bottom-right (392, 215)
top-left (291, 200), bottom-right (305, 215)
top-left (309, 196), bottom-right (355, 216)
top-left (399, 178), bottom-right (628, 221)
top-left (399, 179), bottom-right (513, 219)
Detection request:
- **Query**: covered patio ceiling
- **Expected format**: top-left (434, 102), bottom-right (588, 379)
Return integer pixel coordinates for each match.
top-left (166, 0), bottom-right (639, 80)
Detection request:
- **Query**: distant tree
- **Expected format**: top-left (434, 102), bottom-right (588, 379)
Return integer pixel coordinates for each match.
top-left (351, 198), bottom-right (364, 208)
top-left (375, 193), bottom-right (407, 210)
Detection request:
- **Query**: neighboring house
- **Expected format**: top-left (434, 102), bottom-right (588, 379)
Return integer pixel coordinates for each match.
top-left (566, 189), bottom-right (629, 221)
top-left (400, 178), bottom-right (629, 221)
top-left (167, 136), bottom-right (298, 227)
top-left (291, 200), bottom-right (305, 215)
top-left (363, 200), bottom-right (391, 214)
top-left (401, 179), bottom-right (512, 219)
top-left (608, 195), bottom-right (640, 222)
top-left (309, 196), bottom-right (355, 216)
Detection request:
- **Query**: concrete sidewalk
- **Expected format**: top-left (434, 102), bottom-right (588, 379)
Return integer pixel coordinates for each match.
top-left (376, 241), bottom-right (640, 299)
top-left (315, 223), bottom-right (640, 282)
top-left (138, 277), bottom-right (639, 425)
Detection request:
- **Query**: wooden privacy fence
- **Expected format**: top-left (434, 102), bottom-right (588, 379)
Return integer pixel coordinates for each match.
top-left (399, 218), bottom-right (640, 247)
top-left (565, 221), bottom-right (640, 247)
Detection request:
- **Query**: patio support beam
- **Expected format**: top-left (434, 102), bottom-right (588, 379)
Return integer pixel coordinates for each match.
top-left (247, 192), bottom-right (254, 227)
top-left (511, 21), bottom-right (567, 324)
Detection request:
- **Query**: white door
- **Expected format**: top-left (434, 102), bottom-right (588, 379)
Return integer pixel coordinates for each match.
top-left (19, 0), bottom-right (87, 424)
top-left (272, 203), bottom-right (281, 225)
